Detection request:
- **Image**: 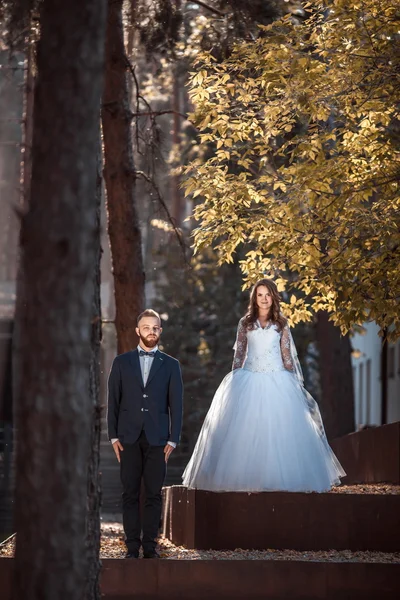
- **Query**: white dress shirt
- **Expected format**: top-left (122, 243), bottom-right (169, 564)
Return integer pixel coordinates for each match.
top-left (111, 344), bottom-right (176, 448)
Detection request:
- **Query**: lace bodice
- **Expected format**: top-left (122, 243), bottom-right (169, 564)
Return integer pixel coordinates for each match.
top-left (232, 318), bottom-right (294, 373)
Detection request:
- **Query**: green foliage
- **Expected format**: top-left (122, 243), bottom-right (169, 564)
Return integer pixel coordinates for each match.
top-left (186, 0), bottom-right (304, 59)
top-left (0, 0), bottom-right (41, 49)
top-left (183, 0), bottom-right (400, 339)
top-left (134, 0), bottom-right (183, 57)
top-left (152, 237), bottom-right (247, 449)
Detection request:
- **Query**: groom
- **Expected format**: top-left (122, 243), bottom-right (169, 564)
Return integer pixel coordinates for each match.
top-left (107, 309), bottom-right (183, 558)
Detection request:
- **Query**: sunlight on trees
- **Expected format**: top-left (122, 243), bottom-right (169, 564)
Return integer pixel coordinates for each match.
top-left (184, 0), bottom-right (400, 338)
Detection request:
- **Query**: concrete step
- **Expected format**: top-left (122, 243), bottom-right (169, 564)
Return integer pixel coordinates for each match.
top-left (163, 486), bottom-right (400, 552)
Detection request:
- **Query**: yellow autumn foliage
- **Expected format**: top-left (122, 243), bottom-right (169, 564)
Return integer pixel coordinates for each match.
top-left (184, 0), bottom-right (400, 338)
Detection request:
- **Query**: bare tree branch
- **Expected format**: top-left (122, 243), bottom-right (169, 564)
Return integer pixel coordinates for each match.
top-left (124, 54), bottom-right (189, 264)
top-left (135, 169), bottom-right (190, 264)
top-left (130, 110), bottom-right (188, 119)
top-left (187, 0), bottom-right (226, 17)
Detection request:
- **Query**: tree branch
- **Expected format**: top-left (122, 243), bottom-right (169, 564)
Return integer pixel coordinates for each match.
top-left (187, 0), bottom-right (225, 17)
top-left (135, 169), bottom-right (190, 265)
top-left (130, 110), bottom-right (188, 119)
top-left (124, 58), bottom-right (189, 265)
top-left (124, 55), bottom-right (152, 112)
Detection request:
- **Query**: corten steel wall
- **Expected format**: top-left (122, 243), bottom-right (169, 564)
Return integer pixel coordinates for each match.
top-left (331, 422), bottom-right (400, 484)
top-left (1, 557), bottom-right (400, 599)
top-left (162, 486), bottom-right (400, 552)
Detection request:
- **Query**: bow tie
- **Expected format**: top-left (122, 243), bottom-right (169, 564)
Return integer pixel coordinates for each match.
top-left (139, 350), bottom-right (156, 357)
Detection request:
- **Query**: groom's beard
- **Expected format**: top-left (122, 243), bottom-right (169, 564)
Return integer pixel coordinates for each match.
top-left (139, 333), bottom-right (160, 349)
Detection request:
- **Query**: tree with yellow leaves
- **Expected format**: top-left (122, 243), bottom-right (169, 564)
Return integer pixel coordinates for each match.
top-left (184, 0), bottom-right (400, 338)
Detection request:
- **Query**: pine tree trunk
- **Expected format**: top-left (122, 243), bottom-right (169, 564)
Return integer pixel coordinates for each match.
top-left (102, 0), bottom-right (145, 354)
top-left (84, 135), bottom-right (103, 600)
top-left (22, 42), bottom-right (35, 208)
top-left (0, 50), bottom-right (23, 282)
top-left (171, 66), bottom-right (183, 226)
top-left (316, 312), bottom-right (355, 440)
top-left (12, 1), bottom-right (106, 599)
top-left (13, 41), bottom-right (35, 372)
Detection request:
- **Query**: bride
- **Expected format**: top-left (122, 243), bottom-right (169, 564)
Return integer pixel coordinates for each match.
top-left (182, 278), bottom-right (346, 492)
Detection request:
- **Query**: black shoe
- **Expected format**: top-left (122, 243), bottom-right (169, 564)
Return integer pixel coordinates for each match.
top-left (143, 550), bottom-right (160, 559)
top-left (125, 550), bottom-right (139, 559)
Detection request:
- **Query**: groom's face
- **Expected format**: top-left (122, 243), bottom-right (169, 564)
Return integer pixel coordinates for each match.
top-left (136, 316), bottom-right (162, 349)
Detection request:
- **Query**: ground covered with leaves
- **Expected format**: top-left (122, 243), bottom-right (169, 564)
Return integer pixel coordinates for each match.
top-left (328, 484), bottom-right (399, 495)
top-left (1, 485), bottom-right (399, 562)
top-left (100, 524), bottom-right (400, 562)
top-left (1, 522), bottom-right (399, 563)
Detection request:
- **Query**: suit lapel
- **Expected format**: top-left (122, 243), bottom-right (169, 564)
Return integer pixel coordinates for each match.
top-left (145, 351), bottom-right (165, 387)
top-left (129, 349), bottom-right (144, 388)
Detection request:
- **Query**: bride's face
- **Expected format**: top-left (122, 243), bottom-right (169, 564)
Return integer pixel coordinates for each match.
top-left (256, 286), bottom-right (273, 311)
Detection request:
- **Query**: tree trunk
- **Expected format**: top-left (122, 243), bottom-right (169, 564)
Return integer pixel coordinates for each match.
top-left (22, 42), bottom-right (35, 209)
top-left (13, 40), bottom-right (35, 358)
top-left (171, 66), bottom-right (183, 226)
top-left (102, 0), bottom-right (145, 354)
top-left (0, 50), bottom-right (24, 282)
top-left (84, 135), bottom-right (103, 600)
top-left (12, 1), bottom-right (106, 599)
top-left (126, 0), bottom-right (138, 59)
top-left (316, 312), bottom-right (355, 440)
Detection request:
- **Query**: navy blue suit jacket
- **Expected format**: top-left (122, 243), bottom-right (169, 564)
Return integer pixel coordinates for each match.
top-left (107, 349), bottom-right (183, 446)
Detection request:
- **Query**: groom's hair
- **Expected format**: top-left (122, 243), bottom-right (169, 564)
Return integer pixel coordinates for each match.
top-left (137, 309), bottom-right (161, 326)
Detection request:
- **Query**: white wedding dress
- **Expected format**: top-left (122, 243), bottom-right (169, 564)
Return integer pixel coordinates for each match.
top-left (182, 318), bottom-right (345, 492)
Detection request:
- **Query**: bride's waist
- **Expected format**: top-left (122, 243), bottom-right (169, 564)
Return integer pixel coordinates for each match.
top-left (243, 357), bottom-right (286, 373)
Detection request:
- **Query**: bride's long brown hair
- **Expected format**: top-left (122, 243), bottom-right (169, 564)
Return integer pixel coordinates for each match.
top-left (242, 279), bottom-right (287, 332)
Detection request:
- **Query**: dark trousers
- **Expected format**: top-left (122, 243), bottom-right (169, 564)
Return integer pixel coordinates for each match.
top-left (120, 430), bottom-right (166, 553)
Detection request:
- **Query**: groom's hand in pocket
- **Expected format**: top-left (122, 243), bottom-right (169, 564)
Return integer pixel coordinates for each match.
top-left (112, 440), bottom-right (124, 463)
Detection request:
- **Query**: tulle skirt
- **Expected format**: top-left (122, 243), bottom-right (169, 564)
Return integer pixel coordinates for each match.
top-left (182, 368), bottom-right (345, 493)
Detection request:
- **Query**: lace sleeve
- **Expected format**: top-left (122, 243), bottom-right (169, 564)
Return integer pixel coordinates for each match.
top-left (280, 324), bottom-right (295, 372)
top-left (232, 319), bottom-right (248, 370)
